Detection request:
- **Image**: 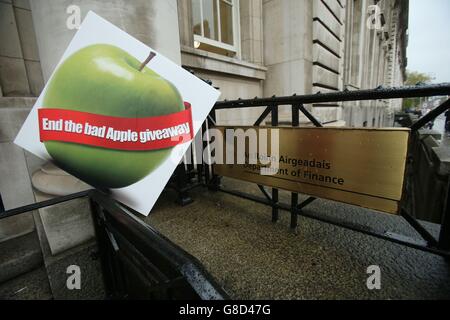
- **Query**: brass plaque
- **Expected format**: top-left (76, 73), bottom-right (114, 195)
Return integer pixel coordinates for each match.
top-left (214, 126), bottom-right (410, 214)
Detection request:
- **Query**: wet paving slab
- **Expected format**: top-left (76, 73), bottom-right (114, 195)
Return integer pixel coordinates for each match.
top-left (143, 177), bottom-right (450, 299)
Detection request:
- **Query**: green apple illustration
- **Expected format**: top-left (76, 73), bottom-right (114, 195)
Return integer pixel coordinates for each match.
top-left (43, 44), bottom-right (185, 189)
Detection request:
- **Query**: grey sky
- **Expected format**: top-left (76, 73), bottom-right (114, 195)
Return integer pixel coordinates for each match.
top-left (407, 0), bottom-right (450, 83)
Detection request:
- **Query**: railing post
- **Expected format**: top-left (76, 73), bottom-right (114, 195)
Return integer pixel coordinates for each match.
top-left (88, 198), bottom-right (118, 298)
top-left (186, 145), bottom-right (195, 180)
top-left (439, 178), bottom-right (450, 251)
top-left (0, 193), bottom-right (4, 213)
top-left (202, 118), bottom-right (210, 185)
top-left (196, 129), bottom-right (204, 184)
top-left (208, 107), bottom-right (221, 191)
top-left (290, 104), bottom-right (299, 231)
top-left (271, 104), bottom-right (279, 223)
top-left (175, 164), bottom-right (193, 206)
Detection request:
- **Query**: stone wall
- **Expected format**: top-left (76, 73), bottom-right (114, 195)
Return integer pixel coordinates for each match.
top-left (262, 0), bottom-right (312, 123)
top-left (180, 45), bottom-right (266, 125)
top-left (0, 98), bottom-right (40, 243)
top-left (341, 0), bottom-right (408, 128)
top-left (311, 0), bottom-right (345, 124)
top-left (0, 0), bottom-right (44, 97)
top-left (30, 0), bottom-right (182, 81)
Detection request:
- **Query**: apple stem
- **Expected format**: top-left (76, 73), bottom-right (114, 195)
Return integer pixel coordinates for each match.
top-left (138, 51), bottom-right (157, 71)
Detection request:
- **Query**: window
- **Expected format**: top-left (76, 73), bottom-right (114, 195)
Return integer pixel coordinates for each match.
top-left (192, 0), bottom-right (239, 55)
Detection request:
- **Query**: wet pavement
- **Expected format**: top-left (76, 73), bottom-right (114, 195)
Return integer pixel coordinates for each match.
top-left (144, 178), bottom-right (450, 300)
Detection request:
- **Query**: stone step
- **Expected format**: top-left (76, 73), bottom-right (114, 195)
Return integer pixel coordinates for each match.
top-left (0, 266), bottom-right (52, 300)
top-left (0, 231), bottom-right (43, 284)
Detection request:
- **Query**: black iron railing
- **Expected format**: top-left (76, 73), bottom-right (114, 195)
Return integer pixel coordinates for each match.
top-left (205, 83), bottom-right (450, 257)
top-left (0, 193), bottom-right (4, 213)
top-left (1, 83), bottom-right (449, 298)
top-left (0, 190), bottom-right (228, 300)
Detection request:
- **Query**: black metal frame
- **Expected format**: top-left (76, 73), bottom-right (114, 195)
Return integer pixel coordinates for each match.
top-left (207, 84), bottom-right (450, 258)
top-left (0, 193), bottom-right (5, 213)
top-left (164, 71), bottom-right (217, 205)
top-left (89, 190), bottom-right (228, 299)
top-left (1, 84), bottom-right (449, 295)
top-left (167, 163), bottom-right (197, 206)
top-left (0, 190), bottom-right (229, 300)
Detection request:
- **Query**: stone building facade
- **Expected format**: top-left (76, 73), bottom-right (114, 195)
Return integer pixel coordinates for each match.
top-left (0, 0), bottom-right (408, 295)
top-left (1, 0), bottom-right (408, 126)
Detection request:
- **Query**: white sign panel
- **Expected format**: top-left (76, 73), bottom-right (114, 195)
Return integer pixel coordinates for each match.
top-left (15, 12), bottom-right (220, 215)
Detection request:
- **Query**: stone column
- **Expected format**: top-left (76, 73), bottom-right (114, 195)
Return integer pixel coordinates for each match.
top-left (30, 0), bottom-right (181, 82)
top-left (240, 0), bottom-right (264, 65)
top-left (177, 0), bottom-right (194, 48)
top-left (263, 0), bottom-right (313, 123)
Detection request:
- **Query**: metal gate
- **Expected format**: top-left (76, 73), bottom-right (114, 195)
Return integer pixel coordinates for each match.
top-left (0, 190), bottom-right (229, 299)
top-left (201, 84), bottom-right (450, 258)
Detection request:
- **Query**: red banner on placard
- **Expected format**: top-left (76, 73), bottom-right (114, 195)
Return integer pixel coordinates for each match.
top-left (38, 103), bottom-right (193, 151)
